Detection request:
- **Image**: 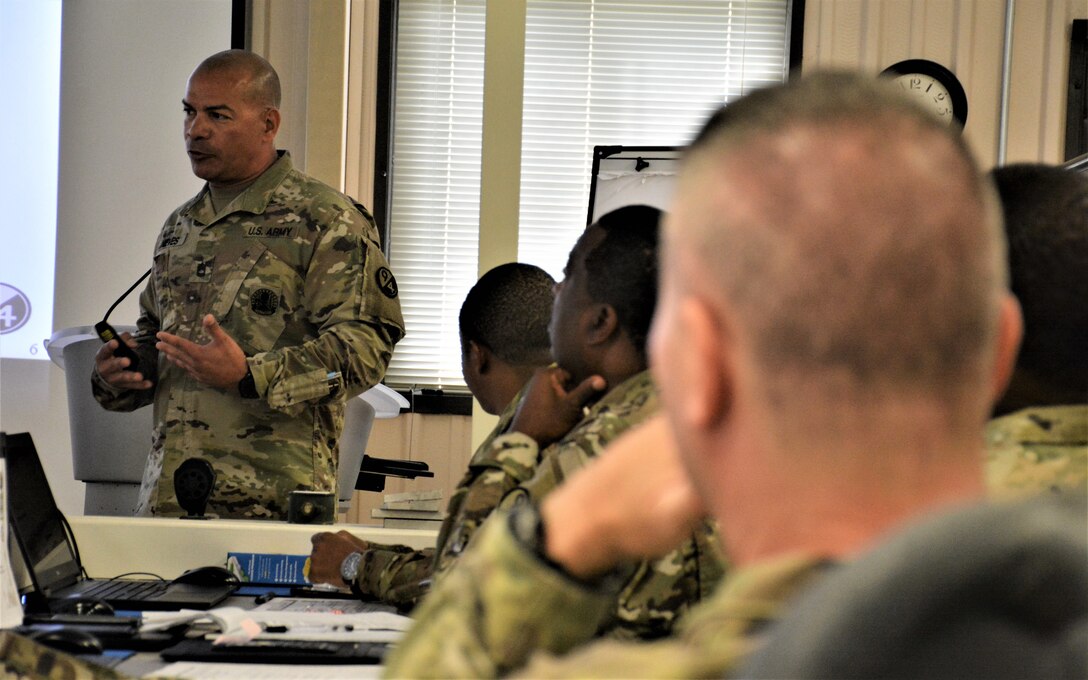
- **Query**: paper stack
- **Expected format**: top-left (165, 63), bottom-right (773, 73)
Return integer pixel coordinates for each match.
top-left (370, 489), bottom-right (444, 529)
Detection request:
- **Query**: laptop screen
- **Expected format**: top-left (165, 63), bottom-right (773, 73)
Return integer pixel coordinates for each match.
top-left (0, 432), bottom-right (83, 595)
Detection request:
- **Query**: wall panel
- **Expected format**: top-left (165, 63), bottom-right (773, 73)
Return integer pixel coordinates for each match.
top-left (804, 0), bottom-right (1080, 167)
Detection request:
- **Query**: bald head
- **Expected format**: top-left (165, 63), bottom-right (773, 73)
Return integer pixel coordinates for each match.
top-left (664, 73), bottom-right (1009, 440)
top-left (193, 49), bottom-right (281, 110)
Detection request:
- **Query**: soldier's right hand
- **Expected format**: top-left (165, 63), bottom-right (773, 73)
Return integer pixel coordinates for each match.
top-left (510, 366), bottom-right (607, 448)
top-left (94, 333), bottom-right (153, 391)
top-left (309, 530), bottom-right (370, 587)
top-left (539, 415), bottom-right (706, 580)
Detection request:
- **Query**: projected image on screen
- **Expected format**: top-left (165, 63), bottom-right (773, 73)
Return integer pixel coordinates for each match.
top-left (0, 1), bottom-right (61, 360)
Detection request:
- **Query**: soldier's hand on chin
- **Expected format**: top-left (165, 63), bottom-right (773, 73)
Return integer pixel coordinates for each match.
top-left (510, 366), bottom-right (607, 448)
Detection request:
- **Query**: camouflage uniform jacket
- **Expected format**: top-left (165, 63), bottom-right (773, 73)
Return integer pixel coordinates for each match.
top-left (382, 510), bottom-right (826, 679)
top-left (986, 404), bottom-right (1088, 500)
top-left (351, 388), bottom-right (530, 608)
top-left (499, 371), bottom-right (725, 640)
top-left (92, 152), bottom-right (405, 520)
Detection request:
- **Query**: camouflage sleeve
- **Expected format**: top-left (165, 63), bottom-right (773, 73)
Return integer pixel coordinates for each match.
top-left (382, 510), bottom-right (615, 679)
top-left (353, 544), bottom-right (436, 610)
top-left (499, 433), bottom-right (593, 510)
top-left (432, 439), bottom-right (541, 577)
top-left (0, 631), bottom-right (126, 679)
top-left (249, 206), bottom-right (405, 414)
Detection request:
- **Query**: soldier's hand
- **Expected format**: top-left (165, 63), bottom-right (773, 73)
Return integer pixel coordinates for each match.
top-left (309, 530), bottom-right (370, 587)
top-left (93, 332), bottom-right (153, 390)
top-left (510, 366), bottom-right (607, 448)
top-left (156, 314), bottom-right (248, 391)
top-left (540, 415), bottom-right (706, 580)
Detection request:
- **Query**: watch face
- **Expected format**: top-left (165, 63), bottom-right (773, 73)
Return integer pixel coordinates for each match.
top-left (340, 551), bottom-right (363, 583)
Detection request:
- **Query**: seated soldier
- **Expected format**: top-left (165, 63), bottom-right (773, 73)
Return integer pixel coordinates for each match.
top-left (985, 163), bottom-right (1087, 499)
top-left (308, 262), bottom-right (555, 608)
top-left (384, 72), bottom-right (1024, 678)
top-left (486, 204), bottom-right (722, 642)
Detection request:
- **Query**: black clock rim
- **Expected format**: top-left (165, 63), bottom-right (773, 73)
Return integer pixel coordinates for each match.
top-left (881, 58), bottom-right (968, 128)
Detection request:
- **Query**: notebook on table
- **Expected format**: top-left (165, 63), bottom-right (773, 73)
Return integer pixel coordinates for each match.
top-left (0, 431), bottom-right (237, 612)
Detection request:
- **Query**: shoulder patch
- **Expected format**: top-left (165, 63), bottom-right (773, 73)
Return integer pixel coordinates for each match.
top-left (375, 267), bottom-right (399, 299)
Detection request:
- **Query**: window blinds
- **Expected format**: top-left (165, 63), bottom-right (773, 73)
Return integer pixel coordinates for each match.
top-left (385, 0), bottom-right (791, 390)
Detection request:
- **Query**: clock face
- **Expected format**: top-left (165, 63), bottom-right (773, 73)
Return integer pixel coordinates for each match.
top-left (891, 73), bottom-right (956, 125)
top-left (881, 59), bottom-right (968, 129)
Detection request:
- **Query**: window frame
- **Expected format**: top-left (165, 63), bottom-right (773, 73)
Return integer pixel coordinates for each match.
top-left (371, 0), bottom-right (805, 412)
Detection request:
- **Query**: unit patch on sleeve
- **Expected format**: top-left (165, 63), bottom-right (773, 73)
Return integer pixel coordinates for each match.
top-left (375, 267), bottom-right (399, 299)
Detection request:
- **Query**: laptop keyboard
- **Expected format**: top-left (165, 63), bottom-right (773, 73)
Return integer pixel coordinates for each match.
top-left (83, 579), bottom-right (169, 600)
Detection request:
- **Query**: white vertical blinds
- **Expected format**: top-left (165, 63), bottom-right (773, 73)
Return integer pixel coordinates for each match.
top-left (384, 0), bottom-right (487, 389)
top-left (385, 0), bottom-right (791, 390)
top-left (518, 0), bottom-right (792, 277)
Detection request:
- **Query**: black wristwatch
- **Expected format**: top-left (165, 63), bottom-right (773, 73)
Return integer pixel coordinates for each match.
top-left (509, 502), bottom-right (549, 560)
top-left (508, 504), bottom-right (632, 590)
top-left (238, 367), bottom-right (259, 399)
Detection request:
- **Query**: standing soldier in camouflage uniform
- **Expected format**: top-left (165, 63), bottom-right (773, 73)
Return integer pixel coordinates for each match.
top-left (307, 263), bottom-right (555, 608)
top-left (384, 73), bottom-right (1025, 678)
top-left (985, 164), bottom-right (1087, 500)
top-left (92, 50), bottom-right (404, 520)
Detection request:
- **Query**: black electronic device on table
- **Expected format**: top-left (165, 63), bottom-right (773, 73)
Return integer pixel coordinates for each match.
top-left (0, 431), bottom-right (237, 612)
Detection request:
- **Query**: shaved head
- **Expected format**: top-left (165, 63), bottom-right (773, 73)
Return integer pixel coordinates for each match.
top-left (193, 49), bottom-right (281, 109)
top-left (664, 73), bottom-right (1007, 442)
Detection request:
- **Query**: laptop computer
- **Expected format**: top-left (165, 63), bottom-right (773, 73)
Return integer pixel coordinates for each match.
top-left (0, 431), bottom-right (237, 612)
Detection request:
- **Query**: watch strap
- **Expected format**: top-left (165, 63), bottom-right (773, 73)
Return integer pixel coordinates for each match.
top-left (507, 504), bottom-right (631, 591)
top-left (238, 366), bottom-right (259, 399)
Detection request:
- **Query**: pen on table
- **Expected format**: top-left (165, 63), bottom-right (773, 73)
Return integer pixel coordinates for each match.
top-left (254, 591), bottom-right (277, 605)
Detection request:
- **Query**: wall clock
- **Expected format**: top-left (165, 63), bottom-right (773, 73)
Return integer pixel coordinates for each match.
top-left (881, 59), bottom-right (968, 129)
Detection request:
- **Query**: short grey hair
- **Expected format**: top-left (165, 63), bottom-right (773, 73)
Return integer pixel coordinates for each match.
top-left (674, 72), bottom-right (1007, 432)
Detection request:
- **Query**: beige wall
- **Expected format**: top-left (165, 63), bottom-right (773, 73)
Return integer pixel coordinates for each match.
top-left (260, 0), bottom-right (1082, 524)
top-left (803, 0), bottom-right (1081, 167)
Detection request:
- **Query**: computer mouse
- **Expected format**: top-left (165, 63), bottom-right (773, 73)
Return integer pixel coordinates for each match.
top-left (53, 596), bottom-right (115, 617)
top-left (172, 565), bottom-right (239, 587)
top-left (28, 626), bottom-right (105, 656)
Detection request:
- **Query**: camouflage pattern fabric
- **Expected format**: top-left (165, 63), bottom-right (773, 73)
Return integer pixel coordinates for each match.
top-left (986, 404), bottom-right (1088, 500)
top-left (382, 511), bottom-right (825, 679)
top-left (497, 371), bottom-right (726, 640)
top-left (350, 388), bottom-right (535, 609)
top-left (92, 152), bottom-right (405, 520)
top-left (0, 631), bottom-right (127, 679)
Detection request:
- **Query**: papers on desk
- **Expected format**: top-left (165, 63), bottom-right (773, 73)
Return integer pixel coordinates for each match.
top-left (140, 602), bottom-right (411, 644)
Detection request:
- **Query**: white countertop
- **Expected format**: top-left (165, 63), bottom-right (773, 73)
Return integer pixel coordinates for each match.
top-left (68, 515), bottom-right (436, 579)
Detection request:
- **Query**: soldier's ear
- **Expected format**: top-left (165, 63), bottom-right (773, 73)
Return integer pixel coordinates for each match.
top-left (470, 341), bottom-right (492, 375)
top-left (263, 107), bottom-right (281, 138)
top-left (583, 303), bottom-right (619, 347)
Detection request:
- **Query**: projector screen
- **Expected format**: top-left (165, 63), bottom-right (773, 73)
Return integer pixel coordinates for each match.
top-left (0, 1), bottom-right (61, 360)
